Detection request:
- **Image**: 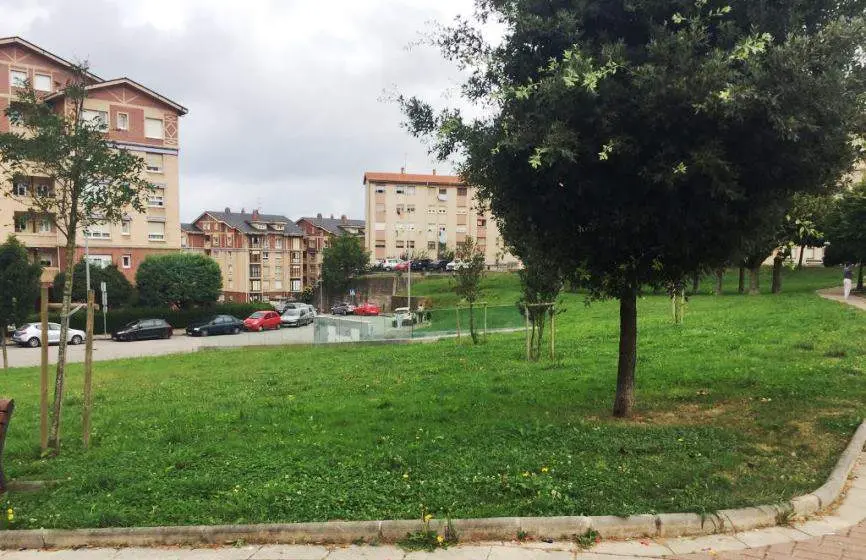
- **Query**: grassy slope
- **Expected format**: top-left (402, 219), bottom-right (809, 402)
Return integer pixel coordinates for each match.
top-left (1, 267), bottom-right (864, 529)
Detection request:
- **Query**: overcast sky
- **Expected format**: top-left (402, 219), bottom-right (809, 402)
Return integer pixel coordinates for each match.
top-left (0, 0), bottom-right (476, 222)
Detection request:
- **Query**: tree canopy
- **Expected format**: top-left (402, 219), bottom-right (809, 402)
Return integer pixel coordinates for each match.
top-left (402, 0), bottom-right (866, 416)
top-left (136, 253), bottom-right (222, 309)
top-left (321, 234), bottom-right (369, 297)
top-left (0, 236), bottom-right (42, 369)
top-left (824, 180), bottom-right (866, 267)
top-left (52, 261), bottom-right (135, 308)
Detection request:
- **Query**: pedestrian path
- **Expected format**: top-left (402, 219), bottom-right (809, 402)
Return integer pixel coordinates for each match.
top-left (817, 287), bottom-right (866, 311)
top-left (1, 457), bottom-right (864, 559)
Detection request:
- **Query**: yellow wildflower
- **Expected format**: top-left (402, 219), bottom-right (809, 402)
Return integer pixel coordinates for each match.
top-left (6, 508), bottom-right (13, 522)
top-left (402, 473), bottom-right (409, 479)
top-left (522, 471), bottom-right (530, 477)
top-left (424, 514), bottom-right (433, 522)
top-left (436, 535), bottom-right (445, 544)
top-left (541, 467), bottom-right (549, 473)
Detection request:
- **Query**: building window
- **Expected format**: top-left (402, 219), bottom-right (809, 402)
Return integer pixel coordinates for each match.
top-left (117, 112), bottom-right (129, 131)
top-left (438, 208), bottom-right (447, 214)
top-left (213, 236), bottom-right (220, 247)
top-left (263, 251), bottom-right (269, 261)
top-left (10, 70), bottom-right (27, 88)
top-left (408, 241), bottom-right (415, 248)
top-left (38, 218), bottom-right (51, 233)
top-left (85, 223), bottom-right (111, 239)
top-left (145, 153), bottom-right (164, 173)
top-left (145, 118), bottom-right (164, 139)
top-left (13, 178), bottom-right (28, 196)
top-left (375, 240), bottom-right (386, 248)
top-left (407, 205), bottom-right (416, 214)
top-left (35, 182), bottom-right (53, 197)
top-left (439, 188), bottom-right (447, 195)
top-left (396, 240), bottom-right (405, 249)
top-left (457, 207), bottom-right (468, 215)
top-left (396, 204), bottom-right (405, 215)
top-left (275, 266), bottom-right (282, 277)
top-left (375, 222), bottom-right (386, 231)
top-left (478, 218), bottom-right (487, 227)
top-left (292, 252), bottom-right (301, 264)
top-left (122, 255), bottom-right (131, 269)
top-left (86, 255), bottom-right (112, 269)
top-left (275, 238), bottom-right (282, 249)
top-left (375, 186), bottom-right (385, 194)
top-left (407, 223), bottom-right (416, 231)
top-left (427, 208), bottom-right (436, 215)
top-left (406, 186), bottom-right (416, 195)
top-left (457, 187), bottom-right (468, 197)
top-left (428, 241), bottom-right (437, 250)
top-left (375, 203), bottom-right (385, 213)
top-left (291, 279), bottom-right (301, 292)
top-left (274, 280), bottom-right (282, 290)
top-left (456, 226), bottom-right (468, 234)
top-left (121, 220), bottom-right (131, 235)
top-left (226, 235), bottom-right (233, 247)
top-left (148, 185), bottom-right (165, 207)
top-left (395, 186), bottom-right (405, 194)
top-left (291, 265), bottom-right (301, 276)
top-left (39, 256), bottom-right (53, 267)
top-left (14, 216), bottom-right (27, 233)
top-left (81, 109), bottom-right (108, 131)
top-left (34, 74), bottom-right (52, 92)
top-left (148, 221), bottom-right (166, 241)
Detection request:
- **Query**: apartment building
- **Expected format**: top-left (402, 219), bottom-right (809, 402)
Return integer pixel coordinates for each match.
top-left (296, 213), bottom-right (365, 286)
top-left (363, 170), bottom-right (520, 268)
top-left (183, 209), bottom-right (306, 303)
top-left (0, 37), bottom-right (186, 280)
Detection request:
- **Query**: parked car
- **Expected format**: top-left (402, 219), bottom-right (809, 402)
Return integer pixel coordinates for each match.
top-left (244, 311), bottom-right (282, 331)
top-left (391, 307), bottom-right (418, 328)
top-left (331, 302), bottom-right (356, 315)
top-left (186, 315), bottom-right (244, 337)
top-left (281, 307), bottom-right (314, 327)
top-left (395, 261), bottom-right (410, 272)
top-left (447, 260), bottom-right (470, 271)
top-left (354, 302), bottom-right (381, 316)
top-left (12, 323), bottom-right (85, 348)
top-left (427, 259), bottom-right (449, 272)
top-left (112, 319), bottom-right (173, 341)
top-left (382, 258), bottom-right (402, 271)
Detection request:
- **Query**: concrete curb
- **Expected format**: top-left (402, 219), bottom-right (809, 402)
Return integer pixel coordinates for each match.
top-left (2, 421), bottom-right (864, 550)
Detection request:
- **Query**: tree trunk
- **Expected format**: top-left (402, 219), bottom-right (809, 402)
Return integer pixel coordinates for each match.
top-left (468, 301), bottom-right (478, 344)
top-left (49, 238), bottom-right (76, 454)
top-left (613, 288), bottom-right (638, 418)
top-left (714, 268), bottom-right (724, 295)
top-left (691, 272), bottom-right (700, 294)
top-left (1, 332), bottom-right (7, 370)
top-left (771, 255), bottom-right (783, 294)
top-left (797, 244), bottom-right (806, 270)
top-left (738, 266), bottom-right (745, 294)
top-left (858, 263), bottom-right (864, 292)
top-left (748, 266), bottom-right (760, 295)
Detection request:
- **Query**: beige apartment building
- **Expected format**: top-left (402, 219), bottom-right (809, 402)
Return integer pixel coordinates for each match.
top-left (0, 37), bottom-right (186, 280)
top-left (182, 209), bottom-right (306, 303)
top-left (363, 170), bottom-right (520, 268)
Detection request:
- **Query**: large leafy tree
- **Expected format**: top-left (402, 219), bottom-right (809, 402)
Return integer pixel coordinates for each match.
top-left (0, 65), bottom-right (152, 451)
top-left (0, 236), bottom-right (41, 369)
top-left (52, 261), bottom-right (135, 308)
top-left (136, 253), bottom-right (222, 309)
top-left (403, 0), bottom-right (866, 416)
top-left (823, 181), bottom-right (866, 289)
top-left (321, 234), bottom-right (369, 298)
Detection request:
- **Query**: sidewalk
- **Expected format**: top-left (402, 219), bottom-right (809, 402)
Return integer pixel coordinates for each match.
top-left (1, 457), bottom-right (864, 559)
top-left (817, 287), bottom-right (866, 311)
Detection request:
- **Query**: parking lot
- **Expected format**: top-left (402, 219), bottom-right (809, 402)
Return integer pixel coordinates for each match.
top-left (2, 324), bottom-right (315, 368)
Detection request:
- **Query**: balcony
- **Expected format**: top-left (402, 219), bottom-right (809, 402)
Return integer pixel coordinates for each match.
top-left (249, 266), bottom-right (262, 279)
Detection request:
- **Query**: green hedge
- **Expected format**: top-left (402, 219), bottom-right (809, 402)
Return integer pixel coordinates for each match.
top-left (27, 302), bottom-right (273, 334)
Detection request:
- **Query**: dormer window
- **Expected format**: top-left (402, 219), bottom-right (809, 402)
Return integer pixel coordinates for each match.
top-left (273, 224), bottom-right (284, 231)
top-left (253, 223), bottom-right (266, 230)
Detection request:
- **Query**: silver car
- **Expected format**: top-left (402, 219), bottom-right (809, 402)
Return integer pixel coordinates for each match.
top-left (12, 322), bottom-right (85, 348)
top-left (281, 308), bottom-right (314, 327)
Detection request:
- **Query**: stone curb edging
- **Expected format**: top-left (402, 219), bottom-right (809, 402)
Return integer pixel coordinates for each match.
top-left (1, 421), bottom-right (864, 550)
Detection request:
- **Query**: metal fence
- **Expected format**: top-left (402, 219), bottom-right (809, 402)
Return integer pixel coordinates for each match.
top-left (312, 304), bottom-right (526, 344)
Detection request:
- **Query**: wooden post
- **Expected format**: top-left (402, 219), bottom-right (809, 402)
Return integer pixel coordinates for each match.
top-left (455, 306), bottom-right (461, 342)
top-left (549, 305), bottom-right (556, 360)
top-left (524, 304), bottom-right (531, 361)
top-left (40, 284), bottom-right (49, 453)
top-left (483, 304), bottom-right (488, 341)
top-left (83, 290), bottom-right (94, 449)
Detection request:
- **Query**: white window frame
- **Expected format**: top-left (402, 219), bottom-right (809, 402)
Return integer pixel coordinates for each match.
top-left (10, 69), bottom-right (27, 88)
top-left (86, 255), bottom-right (112, 269)
top-left (116, 112), bottom-right (129, 131)
top-left (147, 221), bottom-right (166, 241)
top-left (375, 186), bottom-right (385, 194)
top-left (38, 218), bottom-right (51, 233)
top-left (121, 255), bottom-right (131, 269)
top-left (13, 179), bottom-right (28, 197)
top-left (291, 279), bottom-right (301, 292)
top-left (121, 220), bottom-right (131, 235)
top-left (145, 153), bottom-right (164, 173)
top-left (148, 184), bottom-right (166, 207)
top-left (34, 73), bottom-right (52, 92)
top-left (84, 223), bottom-right (111, 239)
top-left (81, 109), bottom-right (108, 131)
top-left (145, 117), bottom-right (164, 139)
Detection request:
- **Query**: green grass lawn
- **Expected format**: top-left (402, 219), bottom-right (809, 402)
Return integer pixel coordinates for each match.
top-left (1, 267), bottom-right (864, 530)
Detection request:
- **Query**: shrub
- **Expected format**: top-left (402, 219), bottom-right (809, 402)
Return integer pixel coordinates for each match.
top-left (52, 261), bottom-right (135, 307)
top-left (136, 253), bottom-right (222, 308)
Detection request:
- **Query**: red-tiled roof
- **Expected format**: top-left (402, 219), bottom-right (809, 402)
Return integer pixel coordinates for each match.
top-left (362, 171), bottom-right (464, 186)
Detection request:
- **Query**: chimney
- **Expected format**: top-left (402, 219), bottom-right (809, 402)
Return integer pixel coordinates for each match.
top-left (240, 207), bottom-right (246, 214)
top-left (400, 167), bottom-right (405, 174)
top-left (252, 209), bottom-right (260, 221)
top-left (330, 214), bottom-right (334, 219)
top-left (341, 214), bottom-right (347, 224)
top-left (432, 169), bottom-right (437, 175)
top-left (317, 213), bottom-right (322, 219)
top-left (224, 207), bottom-right (231, 213)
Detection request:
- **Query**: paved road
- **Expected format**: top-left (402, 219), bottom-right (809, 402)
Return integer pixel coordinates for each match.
top-left (1, 325), bottom-right (314, 368)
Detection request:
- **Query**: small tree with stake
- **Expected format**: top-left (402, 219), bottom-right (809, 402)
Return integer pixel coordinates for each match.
top-left (517, 247), bottom-right (562, 360)
top-left (453, 236), bottom-right (485, 344)
top-left (0, 236), bottom-right (41, 370)
top-left (0, 65), bottom-right (152, 453)
top-left (321, 234), bottom-right (370, 302)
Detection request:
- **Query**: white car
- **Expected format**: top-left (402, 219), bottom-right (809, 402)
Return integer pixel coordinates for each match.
top-left (446, 260), bottom-right (469, 271)
top-left (383, 258), bottom-right (403, 271)
top-left (391, 307), bottom-right (417, 328)
top-left (12, 323), bottom-right (86, 348)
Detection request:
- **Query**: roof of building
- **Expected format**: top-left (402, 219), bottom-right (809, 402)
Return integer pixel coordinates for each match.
top-left (362, 171), bottom-right (465, 186)
top-left (181, 223), bottom-right (201, 233)
top-left (297, 215), bottom-right (365, 235)
top-left (44, 77), bottom-right (188, 115)
top-left (196, 210), bottom-right (305, 236)
top-left (0, 37), bottom-right (103, 82)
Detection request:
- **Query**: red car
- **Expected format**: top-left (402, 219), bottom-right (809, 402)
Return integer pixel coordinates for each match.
top-left (243, 311), bottom-right (281, 331)
top-left (395, 261), bottom-right (410, 272)
top-left (354, 302), bottom-right (381, 316)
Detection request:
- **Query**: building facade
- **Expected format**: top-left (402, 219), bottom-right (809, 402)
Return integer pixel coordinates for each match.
top-left (0, 37), bottom-right (186, 280)
top-left (182, 209), bottom-right (306, 303)
top-left (363, 170), bottom-right (520, 268)
top-left (296, 214), bottom-right (365, 286)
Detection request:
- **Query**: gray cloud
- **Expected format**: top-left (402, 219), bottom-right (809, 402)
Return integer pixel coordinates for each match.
top-left (1, 0), bottom-right (470, 221)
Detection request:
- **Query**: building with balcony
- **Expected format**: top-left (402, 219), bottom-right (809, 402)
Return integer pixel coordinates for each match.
top-left (296, 213), bottom-right (365, 286)
top-left (363, 170), bottom-right (520, 269)
top-left (0, 37), bottom-right (187, 280)
top-left (183, 209), bottom-right (306, 303)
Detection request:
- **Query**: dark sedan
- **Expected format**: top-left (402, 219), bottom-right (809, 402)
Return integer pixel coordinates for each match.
top-left (112, 319), bottom-right (173, 341)
top-left (186, 315), bottom-right (244, 337)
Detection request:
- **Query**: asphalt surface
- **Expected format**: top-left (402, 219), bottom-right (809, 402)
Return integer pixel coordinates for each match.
top-left (1, 324), bottom-right (315, 368)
